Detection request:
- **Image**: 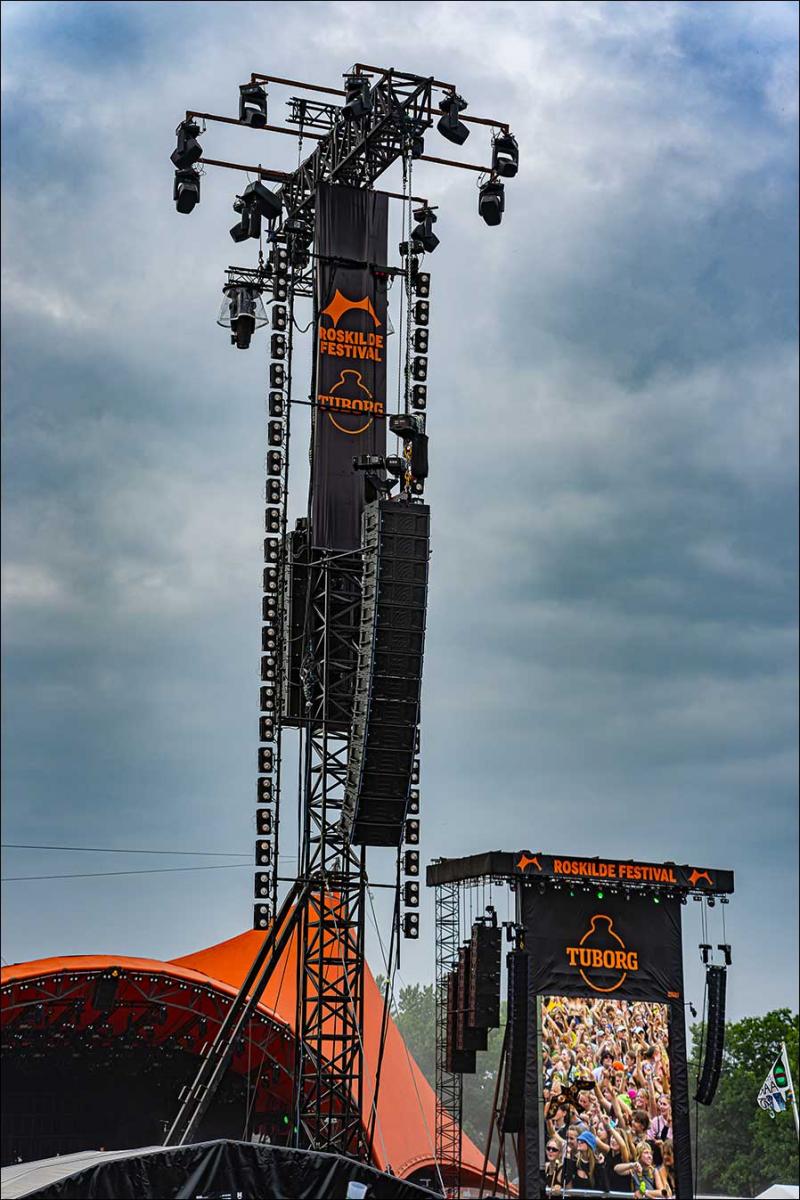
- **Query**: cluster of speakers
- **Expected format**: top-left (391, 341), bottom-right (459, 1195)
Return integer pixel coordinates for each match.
top-left (498, 949), bottom-right (528, 1133)
top-left (254, 250), bottom-right (291, 931)
top-left (445, 918), bottom-right (502, 1075)
top-left (695, 964), bottom-right (727, 1105)
top-left (343, 499), bottom-right (430, 848)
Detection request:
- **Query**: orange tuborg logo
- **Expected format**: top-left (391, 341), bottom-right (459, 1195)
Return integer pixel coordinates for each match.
top-left (566, 914), bottom-right (639, 994)
top-left (317, 290), bottom-right (385, 434)
top-left (688, 869), bottom-right (714, 888)
top-left (516, 852), bottom-right (542, 873)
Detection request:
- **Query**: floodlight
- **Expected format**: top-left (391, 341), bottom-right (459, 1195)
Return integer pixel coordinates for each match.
top-left (437, 93), bottom-right (469, 146)
top-left (170, 120), bottom-right (202, 170)
top-left (239, 83), bottom-right (268, 128)
top-left (173, 169), bottom-right (200, 214)
top-left (492, 132), bottom-right (519, 178)
top-left (478, 179), bottom-right (505, 227)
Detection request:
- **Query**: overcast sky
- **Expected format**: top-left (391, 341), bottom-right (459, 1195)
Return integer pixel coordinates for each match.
top-left (2, 1), bottom-right (797, 1022)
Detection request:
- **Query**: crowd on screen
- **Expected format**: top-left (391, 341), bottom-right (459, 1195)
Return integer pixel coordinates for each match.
top-left (541, 996), bottom-right (674, 1197)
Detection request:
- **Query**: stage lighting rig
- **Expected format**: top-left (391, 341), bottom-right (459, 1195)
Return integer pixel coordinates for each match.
top-left (171, 119), bottom-right (203, 170)
top-left (411, 205), bottom-right (439, 254)
top-left (173, 168), bottom-right (200, 215)
top-left (478, 178), bottom-right (505, 227)
top-left (343, 73), bottom-right (373, 121)
top-left (437, 92), bottom-right (470, 145)
top-left (492, 131), bottom-right (519, 178)
top-left (216, 284), bottom-right (268, 349)
top-left (239, 82), bottom-right (268, 128)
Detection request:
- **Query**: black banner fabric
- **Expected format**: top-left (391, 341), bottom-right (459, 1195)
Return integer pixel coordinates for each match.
top-left (312, 183), bottom-right (389, 551)
top-left (522, 886), bottom-right (684, 1003)
top-left (19, 1140), bottom-right (438, 1199)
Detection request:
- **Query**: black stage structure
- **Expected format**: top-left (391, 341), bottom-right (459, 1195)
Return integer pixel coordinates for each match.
top-left (427, 850), bottom-right (735, 1198)
top-left (163, 63), bottom-right (519, 1178)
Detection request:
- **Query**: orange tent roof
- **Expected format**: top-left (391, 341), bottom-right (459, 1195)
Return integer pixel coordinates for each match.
top-left (2, 928), bottom-right (494, 1189)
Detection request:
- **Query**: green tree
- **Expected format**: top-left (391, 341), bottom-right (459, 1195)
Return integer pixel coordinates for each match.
top-left (690, 1008), bottom-right (799, 1197)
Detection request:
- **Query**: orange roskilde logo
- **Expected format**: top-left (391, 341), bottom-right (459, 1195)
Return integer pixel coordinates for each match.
top-left (317, 290), bottom-right (385, 435)
top-left (566, 914), bottom-right (639, 994)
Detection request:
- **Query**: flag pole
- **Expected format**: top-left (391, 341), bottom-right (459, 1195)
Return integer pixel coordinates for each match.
top-left (781, 1042), bottom-right (800, 1140)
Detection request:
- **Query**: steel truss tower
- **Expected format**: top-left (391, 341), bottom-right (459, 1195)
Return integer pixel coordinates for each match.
top-left (166, 63), bottom-right (515, 1167)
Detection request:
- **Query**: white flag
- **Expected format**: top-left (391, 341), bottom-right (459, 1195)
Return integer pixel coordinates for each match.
top-left (757, 1052), bottom-right (791, 1118)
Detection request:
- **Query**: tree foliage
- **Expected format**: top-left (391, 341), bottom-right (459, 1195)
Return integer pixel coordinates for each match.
top-left (690, 1007), bottom-right (799, 1197)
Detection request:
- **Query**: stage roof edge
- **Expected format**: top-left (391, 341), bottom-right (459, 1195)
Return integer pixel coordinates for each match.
top-left (427, 850), bottom-right (734, 895)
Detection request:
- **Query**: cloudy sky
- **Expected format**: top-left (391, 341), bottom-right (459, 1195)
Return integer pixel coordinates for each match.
top-left (2, 1), bottom-right (797, 1022)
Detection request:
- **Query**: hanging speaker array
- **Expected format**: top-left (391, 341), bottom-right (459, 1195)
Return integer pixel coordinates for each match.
top-left (343, 499), bottom-right (430, 846)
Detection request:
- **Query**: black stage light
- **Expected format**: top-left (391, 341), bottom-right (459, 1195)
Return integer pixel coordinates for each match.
top-left (260, 684), bottom-right (276, 711)
top-left (389, 412), bottom-right (424, 440)
top-left (230, 217), bottom-right (250, 244)
top-left (258, 747), bottom-right (274, 772)
top-left (271, 333), bottom-right (287, 359)
top-left (402, 912), bottom-right (420, 939)
top-left (492, 131), bottom-right (519, 178)
top-left (411, 266), bottom-right (430, 297)
top-left (404, 850), bottom-right (420, 876)
top-left (411, 758), bottom-right (420, 784)
top-left (260, 716), bottom-right (275, 741)
top-left (479, 179), bottom-right (505, 227)
top-left (254, 873), bottom-right (271, 897)
top-left (413, 328), bottom-right (429, 353)
top-left (239, 83), bottom-right (268, 128)
top-left (262, 626), bottom-right (277, 652)
top-left (255, 839), bottom-right (272, 866)
top-left (267, 450), bottom-right (282, 476)
top-left (266, 508), bottom-right (280, 532)
top-left (403, 881), bottom-right (420, 907)
top-left (411, 356), bottom-right (428, 382)
top-left (437, 93), bottom-right (469, 146)
top-left (413, 300), bottom-right (429, 326)
top-left (407, 787), bottom-right (420, 815)
top-left (257, 809), bottom-right (273, 836)
top-left (274, 278), bottom-right (288, 302)
top-left (173, 168), bottom-right (200, 214)
top-left (270, 363), bottom-right (286, 389)
top-left (257, 777), bottom-right (274, 803)
top-left (244, 180), bottom-right (283, 222)
top-left (264, 566), bottom-right (279, 591)
top-left (253, 903), bottom-right (271, 929)
top-left (268, 420), bottom-right (284, 446)
top-left (411, 479), bottom-right (424, 495)
top-left (411, 384), bottom-right (427, 409)
top-left (269, 392), bottom-right (285, 418)
top-left (405, 819), bottom-right (420, 844)
top-left (171, 120), bottom-right (202, 170)
top-left (263, 596), bottom-right (278, 623)
top-left (217, 285), bottom-right (267, 349)
top-left (266, 479), bottom-right (282, 505)
top-left (343, 74), bottom-right (372, 121)
top-left (264, 536), bottom-right (279, 562)
top-left (261, 654), bottom-right (277, 681)
top-left (272, 305), bottom-right (288, 332)
top-left (411, 206), bottom-right (439, 254)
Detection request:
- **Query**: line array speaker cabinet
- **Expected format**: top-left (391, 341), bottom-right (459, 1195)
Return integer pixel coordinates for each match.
top-left (344, 500), bottom-right (430, 845)
top-left (281, 521), bottom-right (360, 729)
top-left (498, 950), bottom-right (528, 1133)
top-left (445, 969), bottom-right (476, 1075)
top-left (469, 921), bottom-right (502, 1029)
top-left (457, 945), bottom-right (488, 1054)
top-left (695, 965), bottom-right (727, 1105)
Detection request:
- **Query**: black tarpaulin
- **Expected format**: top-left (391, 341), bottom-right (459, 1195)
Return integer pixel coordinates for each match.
top-left (11, 1140), bottom-right (440, 1200)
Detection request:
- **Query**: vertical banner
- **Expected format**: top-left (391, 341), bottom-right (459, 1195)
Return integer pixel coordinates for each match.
top-left (312, 183), bottom-right (388, 551)
top-left (521, 887), bottom-right (693, 1197)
